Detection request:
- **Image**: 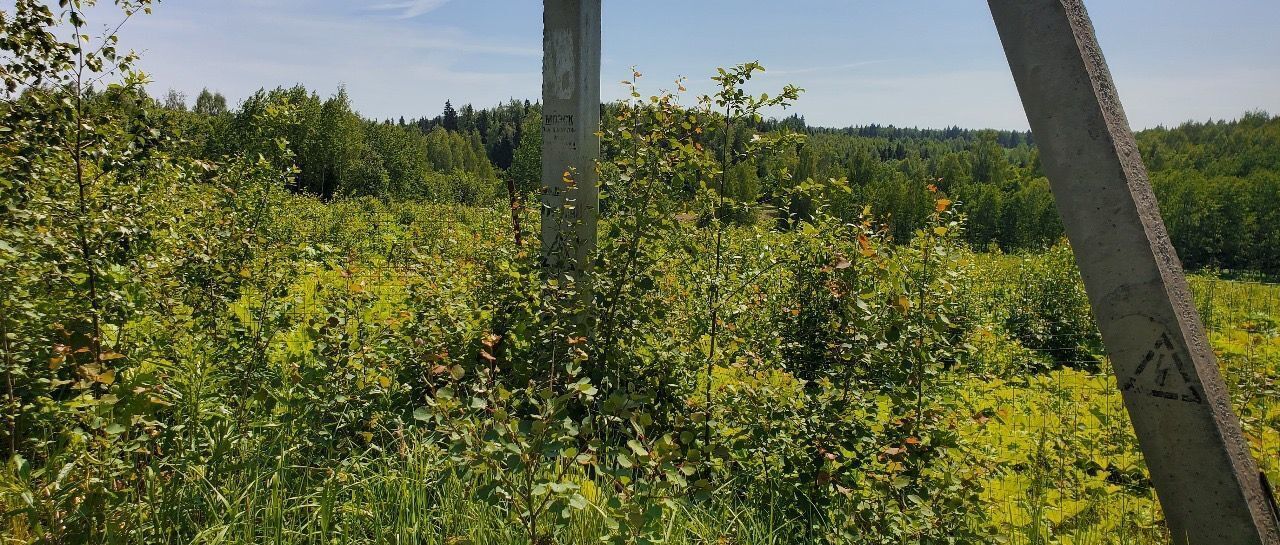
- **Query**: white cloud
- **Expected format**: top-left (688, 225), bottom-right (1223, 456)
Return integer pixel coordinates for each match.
top-left (370, 0), bottom-right (452, 20)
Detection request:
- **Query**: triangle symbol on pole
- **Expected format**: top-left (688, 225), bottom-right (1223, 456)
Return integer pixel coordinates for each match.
top-left (1120, 332), bottom-right (1204, 404)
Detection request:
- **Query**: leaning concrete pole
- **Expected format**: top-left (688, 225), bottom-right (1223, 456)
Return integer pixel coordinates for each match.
top-left (541, 0), bottom-right (601, 273)
top-left (987, 1), bottom-right (1280, 543)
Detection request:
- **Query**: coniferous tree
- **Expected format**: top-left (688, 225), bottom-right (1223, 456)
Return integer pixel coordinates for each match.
top-left (442, 100), bottom-right (459, 131)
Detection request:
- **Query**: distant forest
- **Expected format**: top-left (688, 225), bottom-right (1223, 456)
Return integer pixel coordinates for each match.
top-left (158, 87), bottom-right (1279, 274)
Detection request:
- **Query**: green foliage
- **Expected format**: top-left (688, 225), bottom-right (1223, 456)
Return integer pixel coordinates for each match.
top-left (193, 88), bottom-right (227, 116)
top-left (963, 244), bottom-right (1102, 371)
top-left (162, 84), bottom-right (502, 203)
top-left (509, 110), bottom-right (543, 195)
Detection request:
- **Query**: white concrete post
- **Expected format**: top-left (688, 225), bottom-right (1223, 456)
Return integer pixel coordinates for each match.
top-left (987, 1), bottom-right (1280, 543)
top-left (541, 0), bottom-right (601, 273)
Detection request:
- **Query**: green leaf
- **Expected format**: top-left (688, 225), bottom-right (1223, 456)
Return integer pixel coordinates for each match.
top-left (11, 454), bottom-right (29, 481)
top-left (627, 439), bottom-right (648, 457)
top-left (413, 407), bottom-right (431, 422)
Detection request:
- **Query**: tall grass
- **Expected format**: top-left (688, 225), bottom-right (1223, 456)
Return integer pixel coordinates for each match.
top-left (99, 432), bottom-right (820, 545)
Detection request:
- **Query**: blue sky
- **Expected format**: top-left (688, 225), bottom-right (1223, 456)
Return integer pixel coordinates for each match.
top-left (95, 0), bottom-right (1280, 129)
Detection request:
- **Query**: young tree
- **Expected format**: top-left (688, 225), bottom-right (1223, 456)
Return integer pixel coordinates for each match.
top-left (425, 125), bottom-right (457, 172)
top-left (509, 110), bottom-right (542, 193)
top-left (163, 89), bottom-right (187, 111)
top-left (193, 88), bottom-right (228, 116)
top-left (971, 130), bottom-right (1010, 187)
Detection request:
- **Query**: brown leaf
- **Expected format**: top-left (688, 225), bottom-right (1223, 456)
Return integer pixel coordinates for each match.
top-left (857, 234), bottom-right (875, 257)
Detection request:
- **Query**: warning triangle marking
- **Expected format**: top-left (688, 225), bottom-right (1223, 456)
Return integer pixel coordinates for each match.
top-left (1120, 332), bottom-right (1204, 404)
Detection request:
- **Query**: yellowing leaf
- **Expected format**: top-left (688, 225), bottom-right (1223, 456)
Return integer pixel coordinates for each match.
top-left (895, 296), bottom-right (912, 314)
top-left (96, 369), bottom-right (116, 385)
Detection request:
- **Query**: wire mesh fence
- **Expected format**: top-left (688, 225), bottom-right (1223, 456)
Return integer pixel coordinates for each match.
top-left (958, 274), bottom-right (1280, 543)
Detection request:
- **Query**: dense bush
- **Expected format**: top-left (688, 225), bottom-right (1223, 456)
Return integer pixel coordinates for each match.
top-left (961, 244), bottom-right (1102, 372)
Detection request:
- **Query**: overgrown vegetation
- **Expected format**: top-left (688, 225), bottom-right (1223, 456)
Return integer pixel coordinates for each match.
top-left (1, 3), bottom-right (1277, 545)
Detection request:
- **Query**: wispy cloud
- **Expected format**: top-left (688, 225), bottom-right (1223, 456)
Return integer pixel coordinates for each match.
top-left (127, 0), bottom-right (539, 119)
top-left (764, 60), bottom-right (892, 77)
top-left (403, 36), bottom-right (538, 57)
top-left (370, 0), bottom-right (452, 19)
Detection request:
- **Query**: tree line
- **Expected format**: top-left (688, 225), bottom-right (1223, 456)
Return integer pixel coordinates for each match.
top-left (643, 107), bottom-right (1280, 275)
top-left (158, 87), bottom-right (504, 203)
top-left (155, 86), bottom-right (1280, 274)
top-left (1138, 112), bottom-right (1280, 274)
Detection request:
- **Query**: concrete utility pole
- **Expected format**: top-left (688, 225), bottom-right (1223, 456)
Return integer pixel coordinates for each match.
top-left (987, 1), bottom-right (1280, 543)
top-left (541, 0), bottom-right (601, 273)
